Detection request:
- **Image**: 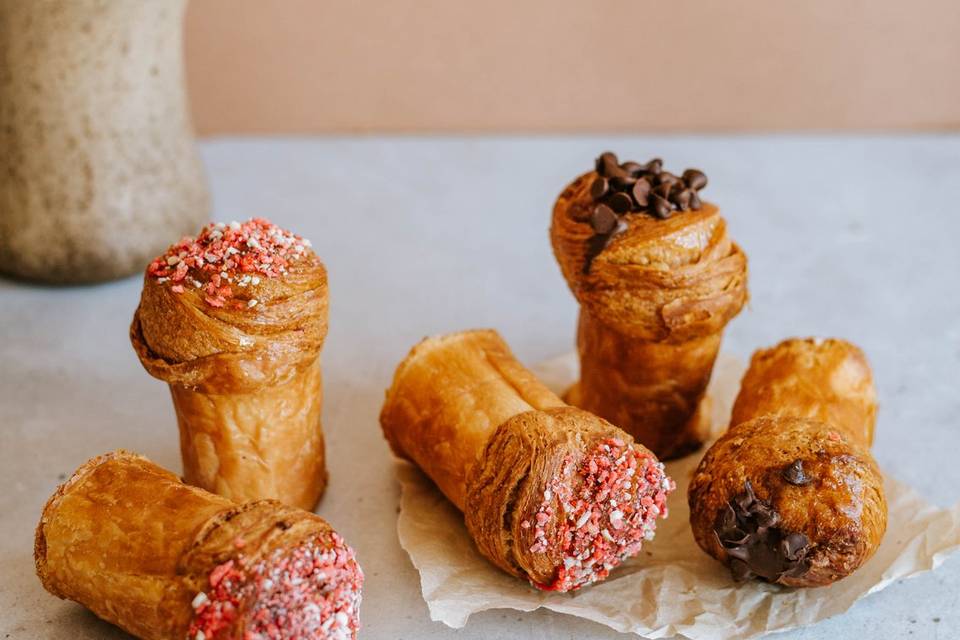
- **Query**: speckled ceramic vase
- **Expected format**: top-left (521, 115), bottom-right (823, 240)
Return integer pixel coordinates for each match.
top-left (0, 0), bottom-right (209, 284)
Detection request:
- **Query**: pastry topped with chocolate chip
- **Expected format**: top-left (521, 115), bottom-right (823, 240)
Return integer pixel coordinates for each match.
top-left (549, 153), bottom-right (747, 459)
top-left (688, 339), bottom-right (887, 588)
top-left (556, 152), bottom-right (716, 275)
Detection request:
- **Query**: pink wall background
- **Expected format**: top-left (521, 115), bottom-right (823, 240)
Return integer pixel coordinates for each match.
top-left (184, 0), bottom-right (960, 135)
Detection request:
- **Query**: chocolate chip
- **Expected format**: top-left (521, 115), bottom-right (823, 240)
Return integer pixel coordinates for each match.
top-left (644, 158), bottom-right (663, 175)
top-left (608, 192), bottom-right (633, 214)
top-left (631, 179), bottom-right (651, 207)
top-left (590, 204), bottom-right (618, 234)
top-left (683, 168), bottom-right (708, 190)
top-left (657, 171), bottom-right (680, 187)
top-left (605, 165), bottom-right (629, 181)
top-left (689, 191), bottom-right (702, 210)
top-left (650, 194), bottom-right (672, 219)
top-left (595, 152), bottom-right (620, 177)
top-left (621, 161), bottom-right (644, 176)
top-left (610, 174), bottom-right (637, 190)
top-left (590, 177), bottom-right (609, 200)
top-left (673, 188), bottom-right (693, 210)
top-left (652, 183), bottom-right (672, 200)
top-left (782, 460), bottom-right (812, 486)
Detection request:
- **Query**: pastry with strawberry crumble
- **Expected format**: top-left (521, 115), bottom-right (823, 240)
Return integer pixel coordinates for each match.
top-left (130, 218), bottom-right (329, 510)
top-left (380, 329), bottom-right (674, 591)
top-left (35, 451), bottom-right (363, 640)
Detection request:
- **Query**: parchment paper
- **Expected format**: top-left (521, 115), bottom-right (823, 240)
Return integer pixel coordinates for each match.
top-left (395, 352), bottom-right (960, 639)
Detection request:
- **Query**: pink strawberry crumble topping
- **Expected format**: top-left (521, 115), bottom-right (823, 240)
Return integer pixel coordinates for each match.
top-left (521, 437), bottom-right (675, 591)
top-left (187, 532), bottom-right (363, 640)
top-left (147, 218), bottom-right (312, 309)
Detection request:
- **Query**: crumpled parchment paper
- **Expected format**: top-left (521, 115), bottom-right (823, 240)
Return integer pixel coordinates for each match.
top-left (395, 352), bottom-right (960, 639)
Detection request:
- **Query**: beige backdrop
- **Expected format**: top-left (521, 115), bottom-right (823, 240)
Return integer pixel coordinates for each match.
top-left (184, 0), bottom-right (960, 135)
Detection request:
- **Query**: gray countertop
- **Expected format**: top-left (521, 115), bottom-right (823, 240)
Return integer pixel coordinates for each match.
top-left (2, 135), bottom-right (958, 639)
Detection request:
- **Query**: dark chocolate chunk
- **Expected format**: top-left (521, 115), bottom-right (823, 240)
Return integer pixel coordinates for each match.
top-left (689, 190), bottom-right (702, 210)
top-left (608, 192), bottom-right (634, 214)
top-left (590, 204), bottom-right (618, 234)
top-left (644, 158), bottom-right (663, 175)
top-left (590, 177), bottom-right (609, 200)
top-left (782, 460), bottom-right (812, 486)
top-left (595, 152), bottom-right (620, 177)
top-left (657, 171), bottom-right (680, 188)
top-left (652, 183), bottom-right (672, 200)
top-left (650, 194), bottom-right (672, 219)
top-left (683, 168), bottom-right (708, 190)
top-left (631, 178), bottom-right (651, 207)
top-left (673, 188), bottom-right (693, 211)
top-left (714, 481), bottom-right (812, 584)
top-left (610, 174), bottom-right (637, 190)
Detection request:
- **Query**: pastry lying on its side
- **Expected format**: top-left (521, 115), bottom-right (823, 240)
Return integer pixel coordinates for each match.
top-left (688, 338), bottom-right (887, 587)
top-left (35, 451), bottom-right (362, 640)
top-left (380, 329), bottom-right (675, 592)
top-left (551, 152), bottom-right (748, 460)
top-left (130, 218), bottom-right (329, 510)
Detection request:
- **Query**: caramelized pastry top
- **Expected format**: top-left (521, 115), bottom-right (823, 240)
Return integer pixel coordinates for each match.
top-left (551, 160), bottom-right (747, 342)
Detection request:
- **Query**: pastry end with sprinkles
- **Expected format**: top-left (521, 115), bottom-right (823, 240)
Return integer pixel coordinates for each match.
top-left (523, 437), bottom-right (674, 592)
top-left (188, 532), bottom-right (363, 640)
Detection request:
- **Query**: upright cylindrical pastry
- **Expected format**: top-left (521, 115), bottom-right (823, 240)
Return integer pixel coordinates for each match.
top-left (380, 329), bottom-right (675, 592)
top-left (130, 218), bottom-right (329, 510)
top-left (35, 451), bottom-right (363, 640)
top-left (551, 152), bottom-right (748, 460)
top-left (688, 338), bottom-right (887, 587)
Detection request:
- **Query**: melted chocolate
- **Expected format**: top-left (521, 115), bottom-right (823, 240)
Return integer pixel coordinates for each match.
top-left (714, 481), bottom-right (811, 583)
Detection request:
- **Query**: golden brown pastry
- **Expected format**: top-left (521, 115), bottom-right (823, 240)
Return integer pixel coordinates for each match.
top-left (551, 152), bottom-right (748, 460)
top-left (730, 337), bottom-right (878, 446)
top-left (130, 218), bottom-right (329, 510)
top-left (380, 329), bottom-right (675, 591)
top-left (35, 451), bottom-right (362, 640)
top-left (688, 338), bottom-right (887, 587)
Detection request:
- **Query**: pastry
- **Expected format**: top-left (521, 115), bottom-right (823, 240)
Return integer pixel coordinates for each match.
top-left (130, 218), bottom-right (329, 510)
top-left (551, 152), bottom-right (748, 459)
top-left (34, 450), bottom-right (362, 640)
top-left (730, 337), bottom-right (878, 446)
top-left (380, 329), bottom-right (675, 591)
top-left (688, 338), bottom-right (887, 587)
